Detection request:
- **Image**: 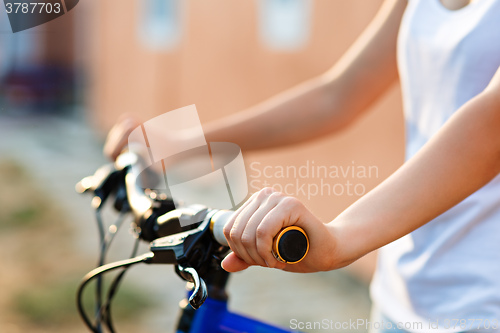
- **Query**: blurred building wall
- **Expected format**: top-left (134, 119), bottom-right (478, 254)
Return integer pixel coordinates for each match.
top-left (0, 7), bottom-right (76, 114)
top-left (0, 9), bottom-right (75, 69)
top-left (89, 0), bottom-right (405, 280)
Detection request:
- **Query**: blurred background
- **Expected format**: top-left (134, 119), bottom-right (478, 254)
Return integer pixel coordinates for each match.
top-left (0, 0), bottom-right (404, 332)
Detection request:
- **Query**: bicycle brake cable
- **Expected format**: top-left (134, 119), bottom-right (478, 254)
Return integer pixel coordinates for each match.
top-left (100, 235), bottom-right (140, 333)
top-left (77, 253), bottom-right (153, 333)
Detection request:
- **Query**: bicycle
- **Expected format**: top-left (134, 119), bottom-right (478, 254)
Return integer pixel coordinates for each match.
top-left (75, 150), bottom-right (309, 333)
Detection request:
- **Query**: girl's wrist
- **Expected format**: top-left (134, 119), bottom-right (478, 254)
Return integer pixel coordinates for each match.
top-left (326, 217), bottom-right (367, 270)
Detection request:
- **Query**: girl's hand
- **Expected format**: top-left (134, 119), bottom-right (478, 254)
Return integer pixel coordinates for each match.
top-left (221, 187), bottom-right (341, 273)
top-left (103, 115), bottom-right (140, 161)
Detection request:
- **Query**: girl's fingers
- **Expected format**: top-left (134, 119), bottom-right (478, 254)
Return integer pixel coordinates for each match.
top-left (221, 187), bottom-right (317, 272)
top-left (103, 116), bottom-right (139, 160)
top-left (223, 188), bottom-right (274, 267)
top-left (224, 189), bottom-right (273, 265)
top-left (255, 201), bottom-right (294, 269)
top-left (228, 201), bottom-right (260, 265)
top-left (221, 252), bottom-right (251, 272)
top-left (240, 193), bottom-right (281, 267)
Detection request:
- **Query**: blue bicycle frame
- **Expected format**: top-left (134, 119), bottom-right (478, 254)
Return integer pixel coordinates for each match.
top-left (172, 266), bottom-right (302, 333)
top-left (179, 294), bottom-right (298, 333)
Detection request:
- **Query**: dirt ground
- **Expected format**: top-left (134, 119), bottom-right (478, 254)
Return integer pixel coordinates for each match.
top-left (0, 160), bottom-right (155, 333)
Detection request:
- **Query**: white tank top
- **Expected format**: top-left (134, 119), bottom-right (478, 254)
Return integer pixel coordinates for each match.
top-left (370, 1), bottom-right (500, 332)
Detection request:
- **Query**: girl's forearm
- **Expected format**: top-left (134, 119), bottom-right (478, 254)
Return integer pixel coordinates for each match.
top-left (202, 75), bottom-right (344, 151)
top-left (329, 82), bottom-right (500, 267)
top-left (203, 0), bottom-right (405, 151)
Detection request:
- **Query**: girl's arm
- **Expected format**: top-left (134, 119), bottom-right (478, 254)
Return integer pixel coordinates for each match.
top-left (331, 66), bottom-right (500, 267)
top-left (221, 66), bottom-right (500, 273)
top-left (104, 0), bottom-right (406, 159)
top-left (200, 0), bottom-right (407, 150)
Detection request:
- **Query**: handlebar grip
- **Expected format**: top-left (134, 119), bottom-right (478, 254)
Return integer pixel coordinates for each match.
top-left (210, 210), bottom-right (232, 247)
top-left (210, 210), bottom-right (309, 264)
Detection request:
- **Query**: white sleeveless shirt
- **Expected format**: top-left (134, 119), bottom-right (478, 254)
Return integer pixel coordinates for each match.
top-left (370, 1), bottom-right (500, 332)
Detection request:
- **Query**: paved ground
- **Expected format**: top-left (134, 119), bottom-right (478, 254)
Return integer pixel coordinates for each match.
top-left (0, 112), bottom-right (372, 332)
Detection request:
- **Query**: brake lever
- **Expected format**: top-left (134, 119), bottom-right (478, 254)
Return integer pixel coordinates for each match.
top-left (147, 209), bottom-right (228, 309)
top-left (176, 265), bottom-right (208, 309)
top-left (76, 163), bottom-right (125, 209)
top-left (148, 210), bottom-right (212, 264)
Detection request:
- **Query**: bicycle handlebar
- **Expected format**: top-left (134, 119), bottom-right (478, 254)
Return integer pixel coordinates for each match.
top-left (210, 211), bottom-right (309, 264)
top-left (77, 150), bottom-right (310, 312)
top-left (113, 149), bottom-right (310, 265)
top-left (77, 148), bottom-right (311, 331)
top-left (77, 150), bottom-right (310, 264)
